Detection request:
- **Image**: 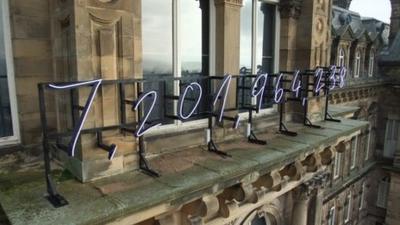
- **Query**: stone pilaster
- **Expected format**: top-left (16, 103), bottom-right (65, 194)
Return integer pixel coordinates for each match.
top-left (214, 0), bottom-right (243, 108)
top-left (51, 0), bottom-right (141, 182)
top-left (214, 0), bottom-right (243, 76)
top-left (279, 0), bottom-right (303, 71)
top-left (291, 189), bottom-right (311, 225)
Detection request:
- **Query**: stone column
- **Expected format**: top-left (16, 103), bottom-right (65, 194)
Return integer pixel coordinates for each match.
top-left (279, 0), bottom-right (303, 71)
top-left (312, 188), bottom-right (324, 225)
top-left (291, 189), bottom-right (311, 225)
top-left (390, 0), bottom-right (400, 45)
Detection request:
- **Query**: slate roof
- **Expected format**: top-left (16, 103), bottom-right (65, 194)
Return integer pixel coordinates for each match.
top-left (332, 6), bottom-right (389, 45)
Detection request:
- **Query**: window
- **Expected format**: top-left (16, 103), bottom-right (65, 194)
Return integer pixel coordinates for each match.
top-left (240, 0), bottom-right (277, 75)
top-left (328, 206), bottom-right (336, 225)
top-left (142, 0), bottom-right (212, 127)
top-left (384, 119), bottom-right (399, 158)
top-left (344, 192), bottom-right (352, 223)
top-left (365, 128), bottom-right (372, 161)
top-left (377, 177), bottom-right (390, 208)
top-left (338, 47), bottom-right (345, 67)
top-left (359, 183), bottom-right (365, 210)
top-left (368, 51), bottom-right (374, 77)
top-left (334, 152), bottom-right (342, 179)
top-left (354, 50), bottom-right (361, 78)
top-left (351, 137), bottom-right (358, 169)
top-left (0, 0), bottom-right (19, 146)
top-left (239, 0), bottom-right (278, 109)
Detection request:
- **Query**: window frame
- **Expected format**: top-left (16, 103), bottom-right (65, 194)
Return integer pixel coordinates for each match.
top-left (368, 50), bottom-right (374, 77)
top-left (354, 50), bottom-right (361, 78)
top-left (365, 128), bottom-right (371, 161)
top-left (142, 0), bottom-right (215, 136)
top-left (239, 0), bottom-right (280, 116)
top-left (145, 0), bottom-right (281, 137)
top-left (338, 47), bottom-right (345, 67)
top-left (328, 206), bottom-right (336, 225)
top-left (333, 152), bottom-right (342, 179)
top-left (359, 182), bottom-right (365, 210)
top-left (350, 136), bottom-right (358, 169)
top-left (344, 192), bottom-right (352, 223)
top-left (0, 0), bottom-right (20, 146)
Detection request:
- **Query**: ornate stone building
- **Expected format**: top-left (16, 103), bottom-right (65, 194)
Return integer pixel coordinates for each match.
top-left (0, 0), bottom-right (399, 225)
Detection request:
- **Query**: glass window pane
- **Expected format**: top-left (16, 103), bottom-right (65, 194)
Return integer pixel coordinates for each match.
top-left (181, 0), bottom-right (202, 77)
top-left (0, 2), bottom-right (13, 138)
top-left (142, 0), bottom-right (173, 123)
top-left (256, 1), bottom-right (275, 74)
top-left (240, 0), bottom-right (253, 75)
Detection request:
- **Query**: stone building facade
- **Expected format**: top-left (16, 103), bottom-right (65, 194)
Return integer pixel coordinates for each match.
top-left (0, 0), bottom-right (399, 225)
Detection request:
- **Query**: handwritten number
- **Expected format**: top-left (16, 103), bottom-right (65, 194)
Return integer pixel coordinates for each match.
top-left (48, 79), bottom-right (102, 157)
top-left (251, 73), bottom-right (268, 113)
top-left (291, 70), bottom-right (302, 98)
top-left (274, 74), bottom-right (284, 103)
top-left (178, 82), bottom-right (203, 120)
top-left (133, 91), bottom-right (162, 137)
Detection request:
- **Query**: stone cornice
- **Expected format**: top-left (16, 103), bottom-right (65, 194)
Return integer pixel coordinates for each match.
top-left (279, 0), bottom-right (303, 19)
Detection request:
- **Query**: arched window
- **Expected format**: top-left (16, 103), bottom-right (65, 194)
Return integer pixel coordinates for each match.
top-left (368, 51), bottom-right (375, 77)
top-left (354, 50), bottom-right (361, 78)
top-left (338, 48), bottom-right (345, 67)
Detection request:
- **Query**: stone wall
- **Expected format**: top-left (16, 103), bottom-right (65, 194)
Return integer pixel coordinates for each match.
top-left (9, 0), bottom-right (55, 146)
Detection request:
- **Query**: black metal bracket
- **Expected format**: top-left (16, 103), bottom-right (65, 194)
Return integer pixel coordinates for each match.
top-left (208, 139), bottom-right (231, 158)
top-left (206, 116), bottom-right (232, 158)
top-left (325, 112), bottom-right (341, 122)
top-left (248, 130), bottom-right (267, 145)
top-left (247, 107), bottom-right (267, 145)
top-left (96, 131), bottom-right (117, 160)
top-left (304, 117), bottom-right (322, 129)
top-left (279, 121), bottom-right (298, 136)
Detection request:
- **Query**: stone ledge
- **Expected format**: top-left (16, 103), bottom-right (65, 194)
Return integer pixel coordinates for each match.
top-left (0, 119), bottom-right (368, 225)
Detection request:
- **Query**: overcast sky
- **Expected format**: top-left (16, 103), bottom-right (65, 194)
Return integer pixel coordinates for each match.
top-left (350, 0), bottom-right (392, 23)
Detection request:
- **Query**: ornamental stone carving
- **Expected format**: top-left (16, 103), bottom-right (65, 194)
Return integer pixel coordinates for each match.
top-left (279, 0), bottom-right (303, 19)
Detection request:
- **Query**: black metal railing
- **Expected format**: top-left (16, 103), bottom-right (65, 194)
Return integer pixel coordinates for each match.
top-left (38, 66), bottom-right (346, 207)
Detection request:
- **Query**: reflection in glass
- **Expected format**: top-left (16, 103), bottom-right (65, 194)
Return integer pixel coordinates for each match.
top-left (0, 2), bottom-right (13, 138)
top-left (256, 1), bottom-right (275, 75)
top-left (240, 0), bottom-right (253, 75)
top-left (181, 0), bottom-right (202, 78)
top-left (142, 0), bottom-right (173, 122)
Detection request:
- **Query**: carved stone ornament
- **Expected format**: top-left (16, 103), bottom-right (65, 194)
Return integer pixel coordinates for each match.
top-left (279, 0), bottom-right (304, 19)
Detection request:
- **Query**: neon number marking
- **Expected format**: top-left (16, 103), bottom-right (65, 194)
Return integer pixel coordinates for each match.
top-left (48, 79), bottom-right (102, 157)
top-left (213, 75), bottom-right (232, 122)
top-left (178, 82), bottom-right (203, 120)
top-left (338, 67), bottom-right (347, 88)
top-left (328, 65), bottom-right (337, 90)
top-left (133, 91), bottom-right (162, 137)
top-left (314, 68), bottom-right (325, 94)
top-left (274, 74), bottom-right (284, 103)
top-left (251, 73), bottom-right (268, 113)
top-left (291, 70), bottom-right (301, 97)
